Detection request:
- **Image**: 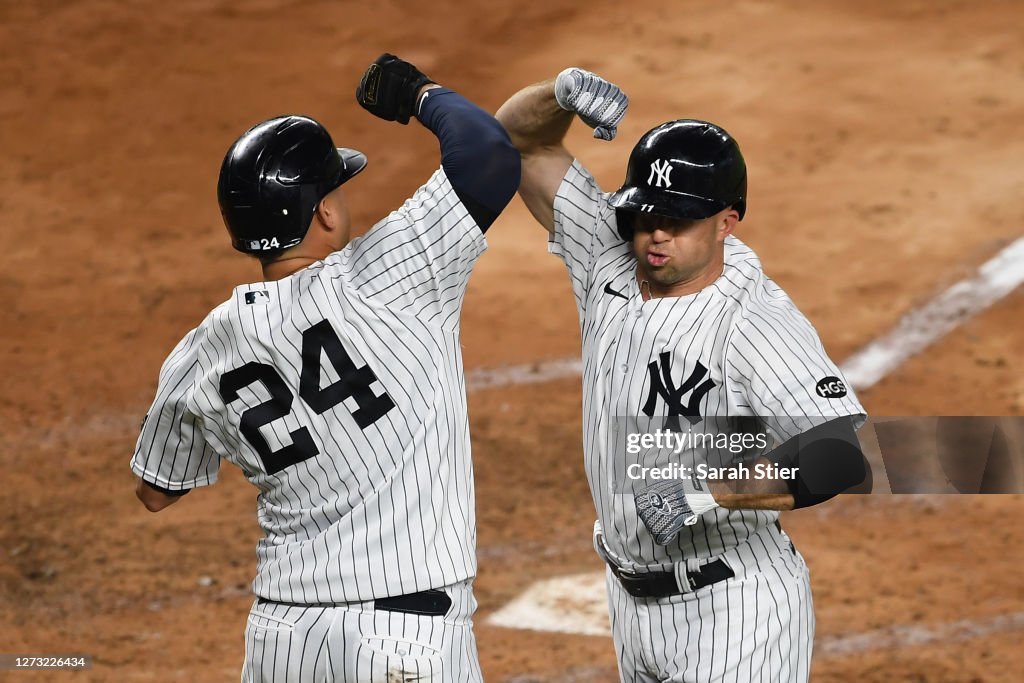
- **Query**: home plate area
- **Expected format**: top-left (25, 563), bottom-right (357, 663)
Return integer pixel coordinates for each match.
top-left (487, 571), bottom-right (612, 637)
top-left (486, 570), bottom-right (1024, 658)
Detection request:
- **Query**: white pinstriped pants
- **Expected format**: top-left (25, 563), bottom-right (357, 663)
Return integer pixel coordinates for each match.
top-left (604, 544), bottom-right (814, 683)
top-left (240, 579), bottom-right (482, 683)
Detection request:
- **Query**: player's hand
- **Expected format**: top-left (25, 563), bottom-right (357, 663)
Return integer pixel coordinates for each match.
top-left (634, 477), bottom-right (719, 544)
top-left (553, 67), bottom-right (629, 140)
top-left (356, 53), bottom-right (435, 125)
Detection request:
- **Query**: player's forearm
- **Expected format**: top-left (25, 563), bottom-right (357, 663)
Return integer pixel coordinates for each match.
top-left (714, 493), bottom-right (796, 511)
top-left (706, 457), bottom-right (796, 511)
top-left (495, 79), bottom-right (574, 154)
top-left (708, 471), bottom-right (794, 511)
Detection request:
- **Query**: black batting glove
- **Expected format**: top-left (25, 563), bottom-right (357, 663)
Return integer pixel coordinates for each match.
top-left (356, 53), bottom-right (435, 125)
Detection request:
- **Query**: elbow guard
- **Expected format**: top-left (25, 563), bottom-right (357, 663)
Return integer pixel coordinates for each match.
top-left (766, 415), bottom-right (870, 509)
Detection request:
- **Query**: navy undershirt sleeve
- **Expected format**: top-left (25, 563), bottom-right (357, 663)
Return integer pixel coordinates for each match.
top-left (416, 88), bottom-right (521, 232)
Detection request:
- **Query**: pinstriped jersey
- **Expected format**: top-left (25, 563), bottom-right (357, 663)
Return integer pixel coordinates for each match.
top-left (550, 160), bottom-right (865, 568)
top-left (132, 168), bottom-right (483, 603)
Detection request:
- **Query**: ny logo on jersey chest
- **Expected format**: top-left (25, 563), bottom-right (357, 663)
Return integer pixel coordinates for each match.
top-left (642, 352), bottom-right (716, 426)
top-left (648, 159), bottom-right (674, 188)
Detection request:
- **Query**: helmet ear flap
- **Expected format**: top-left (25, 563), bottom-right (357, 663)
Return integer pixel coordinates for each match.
top-left (616, 208), bottom-right (637, 242)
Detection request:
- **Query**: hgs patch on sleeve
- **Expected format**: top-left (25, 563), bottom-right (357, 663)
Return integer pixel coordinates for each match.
top-left (815, 376), bottom-right (847, 398)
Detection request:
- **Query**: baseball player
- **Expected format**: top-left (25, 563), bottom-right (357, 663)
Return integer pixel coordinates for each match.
top-left (496, 70), bottom-right (869, 682)
top-left (130, 54), bottom-right (519, 682)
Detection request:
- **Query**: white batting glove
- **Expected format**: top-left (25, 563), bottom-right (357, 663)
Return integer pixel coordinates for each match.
top-left (553, 67), bottom-right (629, 141)
top-left (635, 476), bottom-right (719, 544)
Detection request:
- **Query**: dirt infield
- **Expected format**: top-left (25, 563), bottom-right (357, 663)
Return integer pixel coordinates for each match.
top-left (1, 0), bottom-right (1022, 681)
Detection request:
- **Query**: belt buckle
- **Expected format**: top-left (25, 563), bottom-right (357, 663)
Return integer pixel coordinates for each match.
top-left (675, 563), bottom-right (700, 594)
top-left (616, 566), bottom-right (640, 580)
top-left (614, 567), bottom-right (654, 599)
top-left (615, 566), bottom-right (644, 588)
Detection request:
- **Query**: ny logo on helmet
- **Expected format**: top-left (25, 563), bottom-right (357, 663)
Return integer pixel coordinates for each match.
top-left (648, 159), bottom-right (673, 188)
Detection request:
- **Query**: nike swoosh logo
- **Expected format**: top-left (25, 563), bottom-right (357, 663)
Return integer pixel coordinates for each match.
top-left (604, 282), bottom-right (629, 300)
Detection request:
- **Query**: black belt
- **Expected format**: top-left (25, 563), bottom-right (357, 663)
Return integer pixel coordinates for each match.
top-left (609, 559), bottom-right (735, 599)
top-left (375, 589), bottom-right (451, 617)
top-left (257, 589), bottom-right (452, 617)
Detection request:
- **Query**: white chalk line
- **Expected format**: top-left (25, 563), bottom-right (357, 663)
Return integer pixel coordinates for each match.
top-left (816, 611), bottom-right (1024, 657)
top-left (467, 357), bottom-right (583, 392)
top-left (841, 236), bottom-right (1024, 389)
top-left (467, 236), bottom-right (1024, 394)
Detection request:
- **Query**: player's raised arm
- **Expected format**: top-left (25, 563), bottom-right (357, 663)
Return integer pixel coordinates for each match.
top-left (496, 68), bottom-right (628, 233)
top-left (342, 54), bottom-right (523, 326)
top-left (356, 53), bottom-right (520, 232)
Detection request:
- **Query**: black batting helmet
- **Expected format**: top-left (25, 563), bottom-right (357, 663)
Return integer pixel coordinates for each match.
top-left (217, 115), bottom-right (367, 255)
top-left (608, 119), bottom-right (746, 241)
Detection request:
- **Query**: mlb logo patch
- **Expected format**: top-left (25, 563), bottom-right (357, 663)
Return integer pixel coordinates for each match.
top-left (244, 290), bottom-right (270, 305)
